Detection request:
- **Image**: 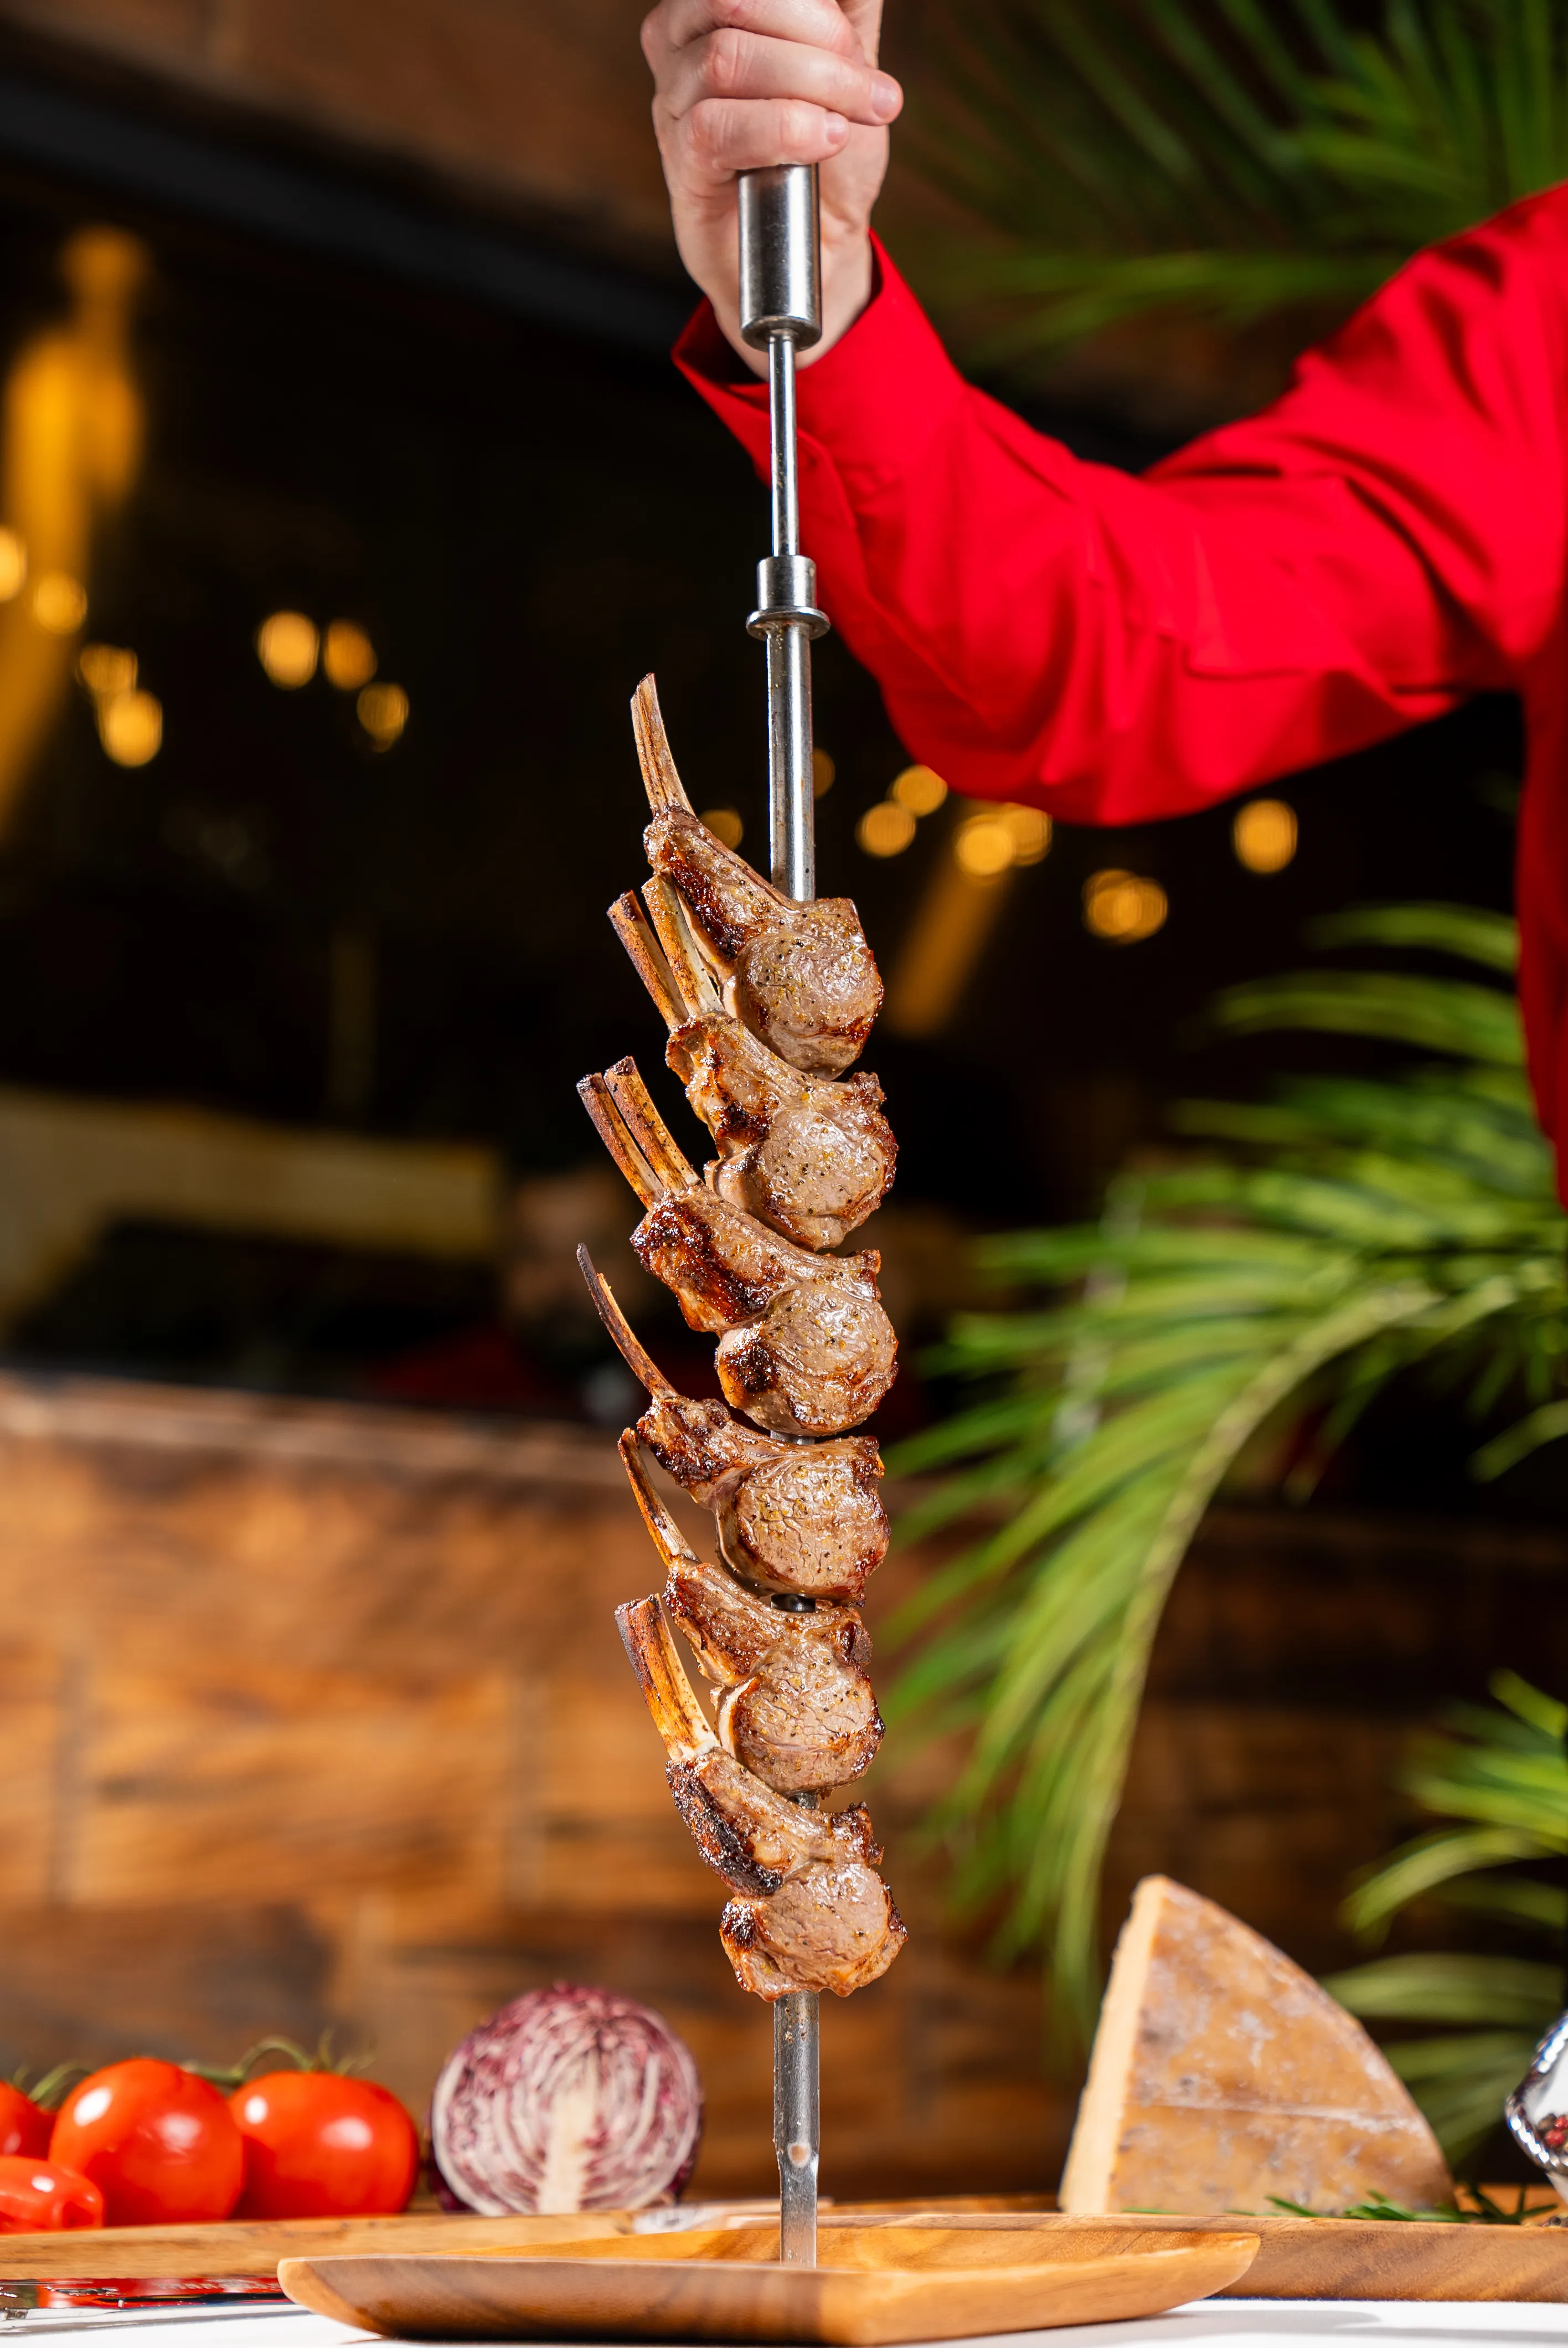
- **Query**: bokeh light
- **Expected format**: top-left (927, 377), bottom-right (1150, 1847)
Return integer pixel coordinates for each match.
top-left (99, 688), bottom-right (162, 767)
top-left (891, 764), bottom-right (947, 817)
top-left (256, 610), bottom-right (318, 688)
top-left (1000, 804), bottom-right (1051, 864)
top-left (0, 529), bottom-right (27, 601)
top-left (953, 812), bottom-right (1015, 878)
top-left (323, 620), bottom-right (377, 691)
top-left (33, 572), bottom-right (86, 634)
top-left (357, 681), bottom-right (409, 745)
top-left (1084, 869), bottom-right (1167, 943)
top-left (812, 748), bottom-right (835, 799)
top-left (702, 806), bottom-right (744, 848)
top-left (857, 801), bottom-right (916, 857)
top-left (78, 643), bottom-right (136, 698)
top-left (1233, 797), bottom-right (1298, 873)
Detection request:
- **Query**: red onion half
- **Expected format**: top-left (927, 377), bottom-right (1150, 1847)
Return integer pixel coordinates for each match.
top-left (430, 1985), bottom-right (703, 2215)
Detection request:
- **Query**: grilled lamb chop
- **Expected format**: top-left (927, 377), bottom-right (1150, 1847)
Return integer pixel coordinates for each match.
top-left (577, 1249), bottom-right (888, 1601)
top-left (619, 1433), bottom-right (881, 1795)
top-left (632, 676), bottom-right (882, 1078)
top-left (617, 1595), bottom-right (905, 1999)
top-left (720, 1814), bottom-right (907, 2001)
top-left (578, 1062), bottom-right (896, 1438)
top-left (610, 882), bottom-right (895, 1253)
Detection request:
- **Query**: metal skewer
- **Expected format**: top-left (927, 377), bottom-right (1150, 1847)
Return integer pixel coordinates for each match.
top-left (738, 159), bottom-right (828, 2267)
top-left (740, 164), bottom-right (829, 908)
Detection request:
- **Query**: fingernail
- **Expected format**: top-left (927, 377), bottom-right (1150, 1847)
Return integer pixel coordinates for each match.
top-left (823, 111), bottom-right (849, 142)
top-left (870, 73), bottom-right (901, 121)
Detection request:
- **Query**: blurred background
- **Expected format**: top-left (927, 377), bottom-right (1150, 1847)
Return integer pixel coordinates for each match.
top-left (0, 0), bottom-right (1555, 2206)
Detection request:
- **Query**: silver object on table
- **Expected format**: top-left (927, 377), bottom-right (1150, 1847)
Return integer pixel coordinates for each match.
top-left (1507, 2007), bottom-right (1568, 2202)
top-left (738, 160), bottom-right (829, 2267)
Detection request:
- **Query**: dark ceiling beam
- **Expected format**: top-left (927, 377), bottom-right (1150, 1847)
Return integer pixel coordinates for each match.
top-left (0, 63), bottom-right (689, 352)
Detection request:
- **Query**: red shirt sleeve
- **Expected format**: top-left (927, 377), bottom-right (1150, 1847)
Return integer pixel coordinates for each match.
top-left (674, 199), bottom-right (1568, 824)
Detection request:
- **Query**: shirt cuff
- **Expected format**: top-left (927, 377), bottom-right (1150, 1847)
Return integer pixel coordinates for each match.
top-left (672, 235), bottom-right (969, 492)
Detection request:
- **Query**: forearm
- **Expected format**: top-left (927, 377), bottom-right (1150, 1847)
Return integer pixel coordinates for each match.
top-left (678, 229), bottom-right (1556, 818)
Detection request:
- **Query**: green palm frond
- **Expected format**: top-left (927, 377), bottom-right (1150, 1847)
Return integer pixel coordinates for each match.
top-left (1324, 1671), bottom-right (1568, 2160)
top-left (885, 909), bottom-right (1568, 2046)
top-left (907, 0), bottom-right (1568, 382)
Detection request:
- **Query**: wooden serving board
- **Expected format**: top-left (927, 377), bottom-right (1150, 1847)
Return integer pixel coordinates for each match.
top-left (866, 2209), bottom-right (1568, 2304)
top-left (0, 2210), bottom-right (630, 2282)
top-left (278, 2221), bottom-right (1259, 2344)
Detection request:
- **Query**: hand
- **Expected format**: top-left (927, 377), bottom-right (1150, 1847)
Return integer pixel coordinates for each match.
top-left (642, 0), bottom-right (902, 369)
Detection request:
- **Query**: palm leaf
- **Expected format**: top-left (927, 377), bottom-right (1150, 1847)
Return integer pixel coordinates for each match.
top-left (886, 905), bottom-right (1567, 2046)
top-left (1328, 1670), bottom-right (1568, 2159)
top-left (907, 0), bottom-right (1568, 382)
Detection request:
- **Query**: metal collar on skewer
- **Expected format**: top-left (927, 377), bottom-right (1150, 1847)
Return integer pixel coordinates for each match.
top-left (747, 555), bottom-right (829, 641)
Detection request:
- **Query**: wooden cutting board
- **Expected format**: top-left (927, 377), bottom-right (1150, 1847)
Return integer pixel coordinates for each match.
top-left (0, 2210), bottom-right (630, 2282)
top-left (278, 2222), bottom-right (1259, 2344)
top-left (866, 2208), bottom-right (1568, 2303)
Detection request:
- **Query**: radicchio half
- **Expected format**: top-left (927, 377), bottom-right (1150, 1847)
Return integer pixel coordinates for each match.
top-left (430, 1984), bottom-right (703, 2215)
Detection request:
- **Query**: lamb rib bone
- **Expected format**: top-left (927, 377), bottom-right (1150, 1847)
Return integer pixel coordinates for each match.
top-left (610, 884), bottom-right (895, 1253)
top-left (616, 1596), bottom-right (905, 1999)
top-left (618, 1432), bottom-right (881, 1794)
top-left (631, 676), bottom-right (881, 1078)
top-left (577, 1247), bottom-right (888, 1602)
top-left (576, 1066), bottom-right (897, 1438)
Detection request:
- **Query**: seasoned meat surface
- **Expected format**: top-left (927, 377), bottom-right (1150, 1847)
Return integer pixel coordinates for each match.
top-left (720, 1807), bottom-right (908, 1999)
top-left (714, 1276), bottom-right (896, 1440)
top-left (631, 1190), bottom-right (897, 1439)
top-left (618, 1598), bottom-right (905, 1998)
top-left (600, 678), bottom-right (907, 2005)
top-left (579, 1073), bottom-right (897, 1438)
top-left (666, 1556), bottom-right (881, 1795)
top-left (620, 1436), bottom-right (880, 1794)
top-left (579, 1254), bottom-right (889, 1600)
top-left (672, 1018), bottom-right (894, 1251)
top-left (645, 809), bottom-right (882, 1077)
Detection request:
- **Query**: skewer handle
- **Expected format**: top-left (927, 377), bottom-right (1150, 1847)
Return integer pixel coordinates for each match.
top-left (739, 166), bottom-right (828, 908)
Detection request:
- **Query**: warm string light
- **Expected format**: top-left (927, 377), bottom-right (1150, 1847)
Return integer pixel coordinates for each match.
top-left (1084, 869), bottom-right (1167, 943)
top-left (357, 681), bottom-right (408, 748)
top-left (857, 763), bottom-right (957, 857)
top-left (1233, 797), bottom-right (1297, 873)
top-left (256, 610), bottom-right (318, 687)
top-left (256, 611), bottom-right (408, 747)
top-left (955, 803), bottom-right (1052, 877)
top-left (323, 620), bottom-right (376, 690)
top-left (702, 806), bottom-right (744, 848)
top-left (78, 641), bottom-right (161, 766)
top-left (33, 572), bottom-right (86, 635)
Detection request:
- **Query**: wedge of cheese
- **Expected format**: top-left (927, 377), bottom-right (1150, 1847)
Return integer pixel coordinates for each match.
top-left (1060, 1874), bottom-right (1452, 2215)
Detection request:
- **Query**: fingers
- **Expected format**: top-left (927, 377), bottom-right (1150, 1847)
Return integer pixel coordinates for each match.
top-left (650, 0), bottom-right (862, 68)
top-left (668, 96), bottom-right (847, 177)
top-left (661, 23), bottom-right (900, 130)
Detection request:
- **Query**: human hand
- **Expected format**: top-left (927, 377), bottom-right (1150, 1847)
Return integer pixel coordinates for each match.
top-left (642, 1), bottom-right (901, 369)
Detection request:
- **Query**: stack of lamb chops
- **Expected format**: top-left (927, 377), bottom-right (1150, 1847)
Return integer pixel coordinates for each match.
top-left (577, 676), bottom-right (906, 2004)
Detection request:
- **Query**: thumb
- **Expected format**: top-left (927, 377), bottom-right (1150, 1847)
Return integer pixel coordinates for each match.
top-left (840, 0), bottom-right (888, 69)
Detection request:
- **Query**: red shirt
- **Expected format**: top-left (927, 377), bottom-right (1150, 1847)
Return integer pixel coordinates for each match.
top-left (675, 193), bottom-right (1568, 1196)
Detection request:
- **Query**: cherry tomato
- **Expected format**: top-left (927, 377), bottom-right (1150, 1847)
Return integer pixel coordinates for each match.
top-left (229, 2073), bottom-right (417, 2219)
top-left (0, 2155), bottom-right (104, 2232)
top-left (50, 2060), bottom-right (243, 2225)
top-left (0, 2086), bottom-right (51, 2160)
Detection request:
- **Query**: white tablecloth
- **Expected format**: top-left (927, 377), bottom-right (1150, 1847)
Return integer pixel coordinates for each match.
top-left (8, 2303), bottom-right (1565, 2347)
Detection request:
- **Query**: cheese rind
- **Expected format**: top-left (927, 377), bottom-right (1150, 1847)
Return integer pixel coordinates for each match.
top-left (1060, 1875), bottom-right (1452, 2216)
